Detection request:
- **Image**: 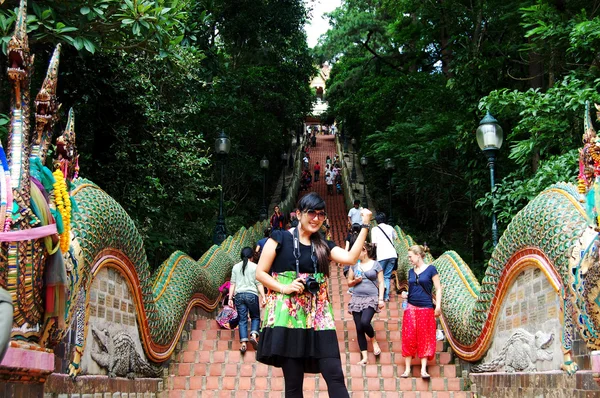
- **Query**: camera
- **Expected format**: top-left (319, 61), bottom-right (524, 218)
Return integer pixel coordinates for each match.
top-left (303, 276), bottom-right (321, 295)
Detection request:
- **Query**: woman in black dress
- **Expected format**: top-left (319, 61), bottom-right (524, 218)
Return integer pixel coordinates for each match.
top-left (256, 192), bottom-right (372, 398)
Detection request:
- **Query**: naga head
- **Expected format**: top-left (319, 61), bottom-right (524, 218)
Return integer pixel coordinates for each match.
top-left (54, 108), bottom-right (79, 179)
top-left (56, 108), bottom-right (76, 160)
top-left (7, 0), bottom-right (31, 84)
top-left (35, 44), bottom-right (61, 140)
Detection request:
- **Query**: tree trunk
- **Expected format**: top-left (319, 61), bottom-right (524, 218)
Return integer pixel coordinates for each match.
top-left (438, 0), bottom-right (453, 77)
top-left (528, 39), bottom-right (544, 90)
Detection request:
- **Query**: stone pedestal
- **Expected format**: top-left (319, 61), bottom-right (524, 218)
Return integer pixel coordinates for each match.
top-left (0, 342), bottom-right (56, 397)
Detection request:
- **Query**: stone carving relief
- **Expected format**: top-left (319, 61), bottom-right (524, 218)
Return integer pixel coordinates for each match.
top-left (90, 325), bottom-right (162, 379)
top-left (472, 329), bottom-right (554, 373)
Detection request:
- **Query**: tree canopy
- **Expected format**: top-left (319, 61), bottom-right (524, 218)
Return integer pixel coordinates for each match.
top-left (0, 0), bottom-right (315, 267)
top-left (316, 0), bottom-right (600, 278)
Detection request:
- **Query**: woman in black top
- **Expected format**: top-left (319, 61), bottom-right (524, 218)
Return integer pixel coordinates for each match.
top-left (256, 192), bottom-right (372, 398)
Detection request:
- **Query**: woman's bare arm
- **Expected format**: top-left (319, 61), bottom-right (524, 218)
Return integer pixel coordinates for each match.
top-left (330, 228), bottom-right (368, 265)
top-left (432, 273), bottom-right (442, 317)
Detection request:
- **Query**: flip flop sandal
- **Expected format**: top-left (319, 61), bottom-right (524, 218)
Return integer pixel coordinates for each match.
top-left (249, 335), bottom-right (259, 350)
top-left (240, 343), bottom-right (247, 354)
top-left (373, 343), bottom-right (381, 356)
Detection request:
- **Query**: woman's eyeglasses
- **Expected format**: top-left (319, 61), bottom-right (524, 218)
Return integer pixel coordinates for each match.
top-left (304, 210), bottom-right (327, 220)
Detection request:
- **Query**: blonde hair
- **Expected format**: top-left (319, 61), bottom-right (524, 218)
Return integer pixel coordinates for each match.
top-left (408, 244), bottom-right (429, 258)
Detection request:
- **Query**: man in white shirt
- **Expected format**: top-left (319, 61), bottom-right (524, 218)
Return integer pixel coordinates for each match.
top-left (325, 169), bottom-right (334, 195)
top-left (347, 200), bottom-right (363, 227)
top-left (371, 212), bottom-right (398, 301)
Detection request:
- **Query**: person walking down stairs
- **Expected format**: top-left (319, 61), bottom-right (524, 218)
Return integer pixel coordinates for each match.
top-left (255, 192), bottom-right (372, 398)
top-left (346, 242), bottom-right (385, 365)
top-left (401, 244), bottom-right (442, 379)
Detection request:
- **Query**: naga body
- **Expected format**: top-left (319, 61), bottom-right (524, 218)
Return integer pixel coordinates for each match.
top-left (393, 104), bottom-right (600, 374)
top-left (1, 0), bottom-right (264, 378)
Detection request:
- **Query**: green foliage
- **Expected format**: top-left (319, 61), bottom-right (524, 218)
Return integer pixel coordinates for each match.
top-left (480, 75), bottom-right (600, 168)
top-left (0, 0), bottom-right (314, 267)
top-left (317, 0), bottom-right (600, 279)
top-left (0, 0), bottom-right (188, 54)
top-left (476, 150), bottom-right (578, 228)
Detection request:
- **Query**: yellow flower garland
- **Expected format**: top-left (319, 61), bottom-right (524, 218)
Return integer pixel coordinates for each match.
top-left (53, 169), bottom-right (71, 253)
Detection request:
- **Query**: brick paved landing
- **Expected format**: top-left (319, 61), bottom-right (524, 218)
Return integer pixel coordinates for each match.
top-left (167, 134), bottom-right (472, 397)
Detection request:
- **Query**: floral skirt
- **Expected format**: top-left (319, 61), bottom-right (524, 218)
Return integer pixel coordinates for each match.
top-left (257, 271), bottom-right (340, 373)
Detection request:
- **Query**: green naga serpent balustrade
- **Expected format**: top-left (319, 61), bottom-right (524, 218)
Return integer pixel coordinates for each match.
top-left (336, 107), bottom-right (600, 375)
top-left (0, 0), bottom-right (305, 380)
top-left (2, 0), bottom-right (599, 384)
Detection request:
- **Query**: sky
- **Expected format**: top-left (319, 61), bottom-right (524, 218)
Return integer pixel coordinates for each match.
top-left (305, 0), bottom-right (342, 48)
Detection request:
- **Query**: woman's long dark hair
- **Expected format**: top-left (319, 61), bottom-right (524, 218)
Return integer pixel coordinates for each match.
top-left (240, 246), bottom-right (253, 275)
top-left (348, 223), bottom-right (361, 250)
top-left (297, 192), bottom-right (331, 276)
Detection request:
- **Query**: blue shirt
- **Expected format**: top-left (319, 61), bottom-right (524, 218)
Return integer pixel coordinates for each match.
top-left (407, 265), bottom-right (438, 309)
top-left (257, 237), bottom-right (268, 251)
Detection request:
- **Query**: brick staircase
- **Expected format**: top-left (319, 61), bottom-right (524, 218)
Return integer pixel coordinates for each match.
top-left (167, 135), bottom-right (472, 397)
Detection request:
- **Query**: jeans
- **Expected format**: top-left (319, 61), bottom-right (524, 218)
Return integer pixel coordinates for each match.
top-left (379, 258), bottom-right (396, 301)
top-left (314, 170), bottom-right (320, 181)
top-left (234, 292), bottom-right (260, 342)
top-left (281, 357), bottom-right (349, 397)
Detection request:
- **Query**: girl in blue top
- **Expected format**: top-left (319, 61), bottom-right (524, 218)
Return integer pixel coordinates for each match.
top-left (400, 245), bottom-right (442, 379)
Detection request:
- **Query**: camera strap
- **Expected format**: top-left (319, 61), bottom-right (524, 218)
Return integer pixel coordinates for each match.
top-left (292, 227), bottom-right (318, 278)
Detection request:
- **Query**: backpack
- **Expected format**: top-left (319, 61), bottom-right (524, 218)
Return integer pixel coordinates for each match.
top-left (216, 305), bottom-right (240, 329)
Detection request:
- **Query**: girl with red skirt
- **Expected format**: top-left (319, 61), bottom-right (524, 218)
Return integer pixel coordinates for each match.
top-left (401, 245), bottom-right (442, 379)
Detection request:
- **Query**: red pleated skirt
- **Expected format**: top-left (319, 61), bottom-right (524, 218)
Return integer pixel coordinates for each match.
top-left (401, 304), bottom-right (436, 360)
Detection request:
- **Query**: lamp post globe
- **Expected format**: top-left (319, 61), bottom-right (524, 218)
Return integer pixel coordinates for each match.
top-left (281, 151), bottom-right (289, 201)
top-left (259, 157), bottom-right (269, 221)
top-left (360, 155), bottom-right (368, 209)
top-left (215, 130), bottom-right (231, 155)
top-left (476, 111), bottom-right (503, 247)
top-left (351, 138), bottom-right (357, 184)
top-left (213, 131), bottom-right (231, 245)
top-left (384, 158), bottom-right (395, 225)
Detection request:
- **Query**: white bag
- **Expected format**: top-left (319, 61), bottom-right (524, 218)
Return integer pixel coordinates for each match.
top-left (436, 329), bottom-right (445, 341)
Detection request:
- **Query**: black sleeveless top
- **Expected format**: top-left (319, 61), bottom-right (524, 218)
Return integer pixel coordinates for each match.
top-left (270, 229), bottom-right (337, 274)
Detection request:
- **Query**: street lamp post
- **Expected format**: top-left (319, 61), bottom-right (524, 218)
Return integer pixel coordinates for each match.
top-left (476, 111), bottom-right (504, 247)
top-left (360, 155), bottom-right (368, 209)
top-left (259, 157), bottom-right (269, 221)
top-left (384, 158), bottom-right (395, 225)
top-left (351, 138), bottom-right (357, 184)
top-left (281, 151), bottom-right (288, 201)
top-left (213, 131), bottom-right (231, 245)
top-left (343, 128), bottom-right (348, 153)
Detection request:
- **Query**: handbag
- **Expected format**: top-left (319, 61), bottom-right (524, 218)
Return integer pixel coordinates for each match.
top-left (216, 304), bottom-right (240, 330)
top-left (377, 226), bottom-right (399, 270)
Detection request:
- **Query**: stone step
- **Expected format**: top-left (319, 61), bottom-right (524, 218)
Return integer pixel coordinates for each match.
top-left (173, 359), bottom-right (458, 378)
top-left (168, 391), bottom-right (473, 398)
top-left (166, 134), bottom-right (470, 397)
top-left (168, 373), bottom-right (468, 393)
